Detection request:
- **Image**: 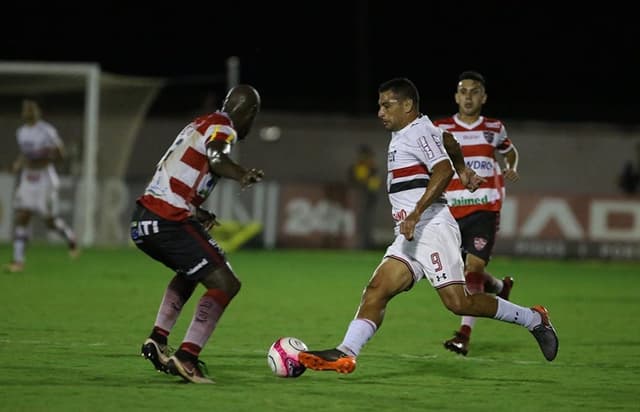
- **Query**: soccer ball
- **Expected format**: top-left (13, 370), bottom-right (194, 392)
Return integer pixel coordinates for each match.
top-left (267, 337), bottom-right (308, 378)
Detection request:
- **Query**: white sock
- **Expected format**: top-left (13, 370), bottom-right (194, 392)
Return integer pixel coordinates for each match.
top-left (53, 217), bottom-right (76, 246)
top-left (494, 297), bottom-right (540, 330)
top-left (13, 226), bottom-right (28, 263)
top-left (461, 316), bottom-right (477, 328)
top-left (337, 318), bottom-right (377, 357)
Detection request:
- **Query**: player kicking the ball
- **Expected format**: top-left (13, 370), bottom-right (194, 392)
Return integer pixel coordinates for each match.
top-left (298, 78), bottom-right (558, 374)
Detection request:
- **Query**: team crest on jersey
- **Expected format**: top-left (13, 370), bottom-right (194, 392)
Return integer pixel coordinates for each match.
top-left (473, 237), bottom-right (488, 250)
top-left (482, 131), bottom-right (495, 144)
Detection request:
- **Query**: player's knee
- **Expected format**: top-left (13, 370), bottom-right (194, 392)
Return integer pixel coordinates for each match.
top-left (361, 282), bottom-right (390, 307)
top-left (228, 277), bottom-right (241, 298)
top-left (14, 211), bottom-right (31, 225)
top-left (442, 295), bottom-right (469, 315)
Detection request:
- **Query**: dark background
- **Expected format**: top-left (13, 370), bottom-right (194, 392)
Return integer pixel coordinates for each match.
top-left (2, 2), bottom-right (637, 124)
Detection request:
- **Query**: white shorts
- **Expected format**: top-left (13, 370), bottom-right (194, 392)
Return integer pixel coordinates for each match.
top-left (384, 205), bottom-right (465, 289)
top-left (13, 166), bottom-right (60, 217)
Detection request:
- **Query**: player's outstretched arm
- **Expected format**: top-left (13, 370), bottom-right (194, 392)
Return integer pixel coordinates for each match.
top-left (206, 140), bottom-right (264, 188)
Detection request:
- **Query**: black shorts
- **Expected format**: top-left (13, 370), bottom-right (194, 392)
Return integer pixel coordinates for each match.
top-left (456, 210), bottom-right (500, 263)
top-left (130, 203), bottom-right (227, 280)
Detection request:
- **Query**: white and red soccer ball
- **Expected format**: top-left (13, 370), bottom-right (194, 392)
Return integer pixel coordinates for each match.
top-left (267, 337), bottom-right (308, 378)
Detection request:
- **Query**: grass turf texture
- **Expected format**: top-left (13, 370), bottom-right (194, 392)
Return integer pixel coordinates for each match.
top-left (0, 244), bottom-right (638, 411)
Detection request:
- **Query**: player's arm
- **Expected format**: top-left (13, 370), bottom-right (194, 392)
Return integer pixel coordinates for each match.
top-left (501, 144), bottom-right (520, 182)
top-left (194, 206), bottom-right (220, 231)
top-left (442, 131), bottom-right (485, 191)
top-left (11, 154), bottom-right (24, 173)
top-left (442, 131), bottom-right (465, 175)
top-left (400, 159), bottom-right (453, 241)
top-left (48, 127), bottom-right (66, 162)
top-left (206, 140), bottom-right (264, 188)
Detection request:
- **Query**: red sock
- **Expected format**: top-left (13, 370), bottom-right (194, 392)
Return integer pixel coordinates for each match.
top-left (465, 272), bottom-right (485, 294)
top-left (460, 325), bottom-right (472, 338)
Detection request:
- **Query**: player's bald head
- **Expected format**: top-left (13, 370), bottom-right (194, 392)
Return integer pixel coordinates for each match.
top-left (222, 84), bottom-right (261, 140)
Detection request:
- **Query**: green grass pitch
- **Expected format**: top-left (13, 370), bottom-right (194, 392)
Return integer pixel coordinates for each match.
top-left (0, 244), bottom-right (638, 411)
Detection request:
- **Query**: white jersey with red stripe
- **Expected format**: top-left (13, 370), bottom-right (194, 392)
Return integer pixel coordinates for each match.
top-left (387, 115), bottom-right (454, 233)
top-left (138, 111), bottom-right (237, 221)
top-left (433, 114), bottom-right (512, 219)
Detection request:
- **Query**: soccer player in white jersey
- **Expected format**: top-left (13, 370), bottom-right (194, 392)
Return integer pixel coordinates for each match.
top-left (434, 71), bottom-right (520, 356)
top-left (132, 85), bottom-right (263, 384)
top-left (4, 100), bottom-right (78, 273)
top-left (298, 78), bottom-right (557, 374)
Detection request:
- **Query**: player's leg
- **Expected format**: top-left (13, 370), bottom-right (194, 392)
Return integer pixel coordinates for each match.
top-left (423, 216), bottom-right (556, 361)
top-left (44, 216), bottom-right (78, 255)
top-left (6, 172), bottom-right (37, 272)
top-left (43, 182), bottom-right (78, 257)
top-left (437, 285), bottom-right (558, 361)
top-left (141, 273), bottom-right (197, 373)
top-left (299, 248), bottom-right (416, 373)
top-left (150, 217), bottom-right (239, 384)
top-left (130, 205), bottom-right (199, 374)
top-left (444, 211), bottom-right (511, 355)
top-left (168, 261), bottom-right (240, 384)
top-left (5, 209), bottom-right (32, 272)
top-left (443, 254), bottom-right (489, 355)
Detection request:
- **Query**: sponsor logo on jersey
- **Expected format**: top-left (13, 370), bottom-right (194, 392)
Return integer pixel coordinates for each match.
top-left (465, 160), bottom-right (494, 170)
top-left (473, 237), bottom-right (488, 250)
top-left (449, 195), bottom-right (490, 207)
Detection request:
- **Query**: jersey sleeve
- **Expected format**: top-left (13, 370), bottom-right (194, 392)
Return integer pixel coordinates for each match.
top-left (40, 122), bottom-right (63, 149)
top-left (415, 125), bottom-right (449, 170)
top-left (204, 124), bottom-right (237, 145)
top-left (495, 124), bottom-right (513, 153)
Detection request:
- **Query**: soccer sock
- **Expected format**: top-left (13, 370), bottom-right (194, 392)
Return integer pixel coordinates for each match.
top-left (494, 297), bottom-right (540, 330)
top-left (181, 288), bottom-right (230, 356)
top-left (483, 272), bottom-right (503, 294)
top-left (338, 318), bottom-right (377, 357)
top-left (13, 226), bottom-right (28, 263)
top-left (154, 287), bottom-right (187, 335)
top-left (52, 217), bottom-right (76, 248)
top-left (460, 318), bottom-right (476, 334)
top-left (460, 272), bottom-right (484, 334)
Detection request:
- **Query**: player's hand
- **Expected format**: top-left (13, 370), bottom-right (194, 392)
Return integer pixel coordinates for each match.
top-left (241, 168), bottom-right (264, 189)
top-left (399, 212), bottom-right (420, 241)
top-left (458, 167), bottom-right (486, 192)
top-left (503, 168), bottom-right (520, 182)
top-left (195, 207), bottom-right (220, 231)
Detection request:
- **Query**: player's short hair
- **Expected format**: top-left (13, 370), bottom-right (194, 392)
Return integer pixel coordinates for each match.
top-left (458, 70), bottom-right (486, 88)
top-left (378, 78), bottom-right (420, 109)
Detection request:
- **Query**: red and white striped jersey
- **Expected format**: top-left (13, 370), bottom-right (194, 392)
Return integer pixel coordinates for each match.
top-left (387, 115), bottom-right (451, 228)
top-left (433, 114), bottom-right (513, 219)
top-left (138, 111), bottom-right (237, 221)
